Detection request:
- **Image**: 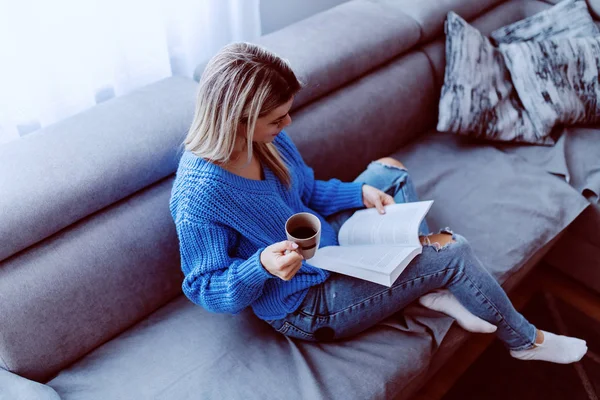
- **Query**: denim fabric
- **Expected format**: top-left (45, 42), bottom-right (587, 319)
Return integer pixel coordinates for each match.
top-left (327, 160), bottom-right (431, 237)
top-left (265, 161), bottom-right (537, 351)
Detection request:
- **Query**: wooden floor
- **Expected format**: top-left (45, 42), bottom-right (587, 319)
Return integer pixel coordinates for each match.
top-left (411, 265), bottom-right (600, 400)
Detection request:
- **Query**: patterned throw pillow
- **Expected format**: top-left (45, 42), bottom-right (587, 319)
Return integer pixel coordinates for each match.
top-left (437, 0), bottom-right (600, 145)
top-left (437, 12), bottom-right (546, 144)
top-left (500, 37), bottom-right (600, 136)
top-left (490, 0), bottom-right (599, 45)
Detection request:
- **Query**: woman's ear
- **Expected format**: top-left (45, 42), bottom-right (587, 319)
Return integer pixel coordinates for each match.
top-left (235, 123), bottom-right (250, 149)
top-left (236, 122), bottom-right (247, 137)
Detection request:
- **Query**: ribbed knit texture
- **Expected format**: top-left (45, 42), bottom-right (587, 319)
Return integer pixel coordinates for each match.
top-left (169, 130), bottom-right (366, 320)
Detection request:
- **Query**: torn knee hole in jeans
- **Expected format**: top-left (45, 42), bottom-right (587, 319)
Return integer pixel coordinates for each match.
top-left (420, 227), bottom-right (456, 251)
top-left (373, 160), bottom-right (408, 172)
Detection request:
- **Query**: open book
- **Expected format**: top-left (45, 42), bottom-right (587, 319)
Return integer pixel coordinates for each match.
top-left (309, 200), bottom-right (434, 287)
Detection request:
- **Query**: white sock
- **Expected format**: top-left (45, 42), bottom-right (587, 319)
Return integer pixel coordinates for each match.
top-left (418, 289), bottom-right (497, 333)
top-left (510, 330), bottom-right (588, 364)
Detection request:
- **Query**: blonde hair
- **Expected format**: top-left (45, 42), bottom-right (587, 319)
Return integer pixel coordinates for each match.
top-left (182, 42), bottom-right (304, 187)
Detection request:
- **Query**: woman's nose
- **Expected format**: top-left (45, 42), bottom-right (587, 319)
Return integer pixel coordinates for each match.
top-left (282, 114), bottom-right (292, 127)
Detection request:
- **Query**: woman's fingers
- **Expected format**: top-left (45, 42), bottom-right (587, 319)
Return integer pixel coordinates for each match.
top-left (280, 250), bottom-right (303, 267)
top-left (383, 193), bottom-right (395, 205)
top-left (273, 240), bottom-right (299, 253)
top-left (374, 195), bottom-right (385, 214)
top-left (278, 251), bottom-right (303, 280)
top-left (288, 259), bottom-right (303, 276)
top-left (363, 184), bottom-right (396, 213)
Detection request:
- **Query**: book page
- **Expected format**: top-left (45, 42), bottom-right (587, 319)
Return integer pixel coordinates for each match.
top-left (338, 200), bottom-right (433, 247)
top-left (310, 245), bottom-right (420, 274)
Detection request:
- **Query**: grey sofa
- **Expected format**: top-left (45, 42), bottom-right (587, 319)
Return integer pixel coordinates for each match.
top-left (1, 0), bottom-right (598, 399)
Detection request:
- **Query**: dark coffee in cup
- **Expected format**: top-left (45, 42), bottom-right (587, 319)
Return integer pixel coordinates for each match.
top-left (289, 227), bottom-right (317, 239)
top-left (285, 212), bottom-right (322, 259)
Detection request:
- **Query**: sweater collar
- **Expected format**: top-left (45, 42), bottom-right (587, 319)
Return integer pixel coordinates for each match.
top-left (181, 151), bottom-right (274, 190)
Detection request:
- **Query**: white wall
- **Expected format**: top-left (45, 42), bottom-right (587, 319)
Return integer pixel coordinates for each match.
top-left (260, 0), bottom-right (350, 35)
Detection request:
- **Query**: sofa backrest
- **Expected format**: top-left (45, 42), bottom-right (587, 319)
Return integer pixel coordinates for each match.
top-left (193, 0), bottom-right (504, 181)
top-left (0, 0), bottom-right (559, 383)
top-left (0, 77), bottom-right (198, 382)
top-left (276, 0), bottom-right (557, 181)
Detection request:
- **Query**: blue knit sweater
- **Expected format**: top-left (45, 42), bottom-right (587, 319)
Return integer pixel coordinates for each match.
top-left (169, 130), bottom-right (365, 320)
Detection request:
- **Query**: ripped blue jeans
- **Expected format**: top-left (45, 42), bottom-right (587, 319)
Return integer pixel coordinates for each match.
top-left (265, 160), bottom-right (538, 351)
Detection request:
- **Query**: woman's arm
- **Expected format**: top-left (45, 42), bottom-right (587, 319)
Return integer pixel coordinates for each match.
top-left (276, 131), bottom-right (365, 216)
top-left (299, 163), bottom-right (365, 217)
top-left (176, 218), bottom-right (273, 314)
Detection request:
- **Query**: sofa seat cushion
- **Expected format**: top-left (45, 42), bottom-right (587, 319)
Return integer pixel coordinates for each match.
top-left (390, 129), bottom-right (590, 283)
top-left (512, 125), bottom-right (600, 292)
top-left (494, 125), bottom-right (600, 204)
top-left (46, 129), bottom-right (590, 400)
top-left (47, 294), bottom-right (458, 400)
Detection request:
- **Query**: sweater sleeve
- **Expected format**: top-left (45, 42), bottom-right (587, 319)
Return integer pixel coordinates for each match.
top-left (276, 130), bottom-right (365, 217)
top-left (299, 162), bottom-right (365, 217)
top-left (176, 218), bottom-right (274, 314)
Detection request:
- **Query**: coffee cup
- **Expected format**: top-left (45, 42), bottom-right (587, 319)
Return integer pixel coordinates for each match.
top-left (285, 212), bottom-right (321, 259)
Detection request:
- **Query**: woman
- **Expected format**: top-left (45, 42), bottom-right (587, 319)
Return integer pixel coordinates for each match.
top-left (169, 42), bottom-right (587, 364)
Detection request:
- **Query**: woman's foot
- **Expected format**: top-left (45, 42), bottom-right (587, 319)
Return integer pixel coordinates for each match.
top-left (418, 289), bottom-right (497, 333)
top-left (510, 329), bottom-right (588, 364)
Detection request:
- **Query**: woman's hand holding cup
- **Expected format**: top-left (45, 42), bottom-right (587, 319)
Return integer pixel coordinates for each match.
top-left (260, 212), bottom-right (321, 282)
top-left (260, 240), bottom-right (304, 281)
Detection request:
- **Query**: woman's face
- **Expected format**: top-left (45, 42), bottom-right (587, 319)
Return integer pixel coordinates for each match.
top-left (249, 96), bottom-right (294, 143)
